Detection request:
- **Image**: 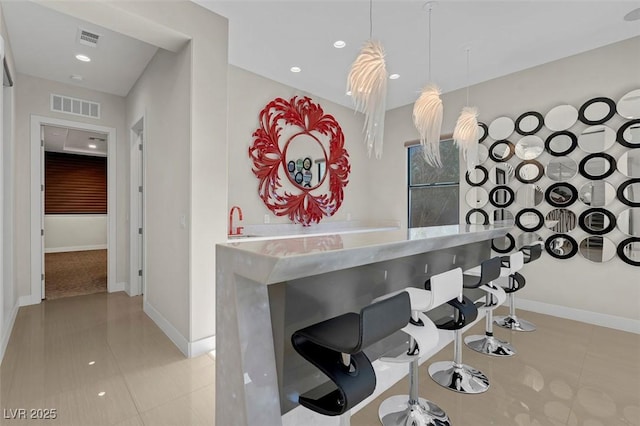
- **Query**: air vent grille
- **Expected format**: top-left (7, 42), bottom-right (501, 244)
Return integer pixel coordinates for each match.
top-left (77, 28), bottom-right (100, 47)
top-left (51, 94), bottom-right (100, 119)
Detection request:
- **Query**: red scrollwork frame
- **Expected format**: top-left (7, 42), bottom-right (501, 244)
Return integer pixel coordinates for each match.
top-left (249, 96), bottom-right (350, 226)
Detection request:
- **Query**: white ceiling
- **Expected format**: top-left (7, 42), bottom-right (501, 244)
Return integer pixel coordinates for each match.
top-left (43, 125), bottom-right (108, 157)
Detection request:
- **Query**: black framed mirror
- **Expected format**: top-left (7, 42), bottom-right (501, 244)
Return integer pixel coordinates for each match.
top-left (617, 119), bottom-right (640, 148)
top-left (545, 131), bottom-right (577, 156)
top-left (478, 122), bottom-right (488, 143)
top-left (489, 117), bottom-right (515, 140)
top-left (578, 181), bottom-right (616, 207)
top-left (578, 97), bottom-right (616, 125)
top-left (578, 153), bottom-right (616, 180)
top-left (515, 111), bottom-right (544, 136)
top-left (578, 208), bottom-right (616, 235)
top-left (545, 234), bottom-right (578, 259)
top-left (465, 165), bottom-right (488, 186)
top-left (545, 183), bottom-right (578, 208)
top-left (577, 125), bottom-right (616, 153)
top-left (492, 233), bottom-right (515, 253)
top-left (489, 186), bottom-right (515, 208)
top-left (545, 104), bottom-right (578, 131)
top-left (490, 209), bottom-right (514, 225)
top-left (579, 236), bottom-right (616, 263)
top-left (517, 184), bottom-right (544, 207)
top-left (617, 237), bottom-right (640, 266)
top-left (545, 208), bottom-right (577, 233)
top-left (617, 179), bottom-right (640, 207)
top-left (516, 232), bottom-right (543, 250)
top-left (617, 151), bottom-right (640, 178)
top-left (515, 209), bottom-right (544, 232)
top-left (515, 136), bottom-right (544, 160)
top-left (515, 160), bottom-right (544, 183)
top-left (465, 188), bottom-right (489, 208)
top-left (489, 140), bottom-right (515, 162)
top-left (546, 157), bottom-right (578, 181)
top-left (617, 208), bottom-right (640, 237)
top-left (465, 209), bottom-right (489, 225)
top-left (489, 163), bottom-right (515, 185)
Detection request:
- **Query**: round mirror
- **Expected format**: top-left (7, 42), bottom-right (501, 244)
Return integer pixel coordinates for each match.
top-left (578, 208), bottom-right (616, 235)
top-left (478, 122), bottom-right (488, 143)
top-left (579, 236), bottom-right (616, 263)
top-left (578, 97), bottom-right (616, 125)
top-left (578, 181), bottom-right (616, 207)
top-left (617, 151), bottom-right (640, 178)
top-left (545, 131), bottom-right (577, 156)
top-left (617, 119), bottom-right (640, 148)
top-left (465, 188), bottom-right (489, 208)
top-left (515, 135), bottom-right (544, 160)
top-left (489, 163), bottom-right (515, 185)
top-left (515, 111), bottom-right (544, 135)
top-left (492, 233), bottom-right (515, 253)
top-left (516, 232), bottom-right (543, 250)
top-left (465, 165), bottom-right (488, 186)
top-left (617, 88), bottom-right (640, 119)
top-left (490, 209), bottom-right (514, 225)
top-left (545, 105), bottom-right (578, 131)
top-left (477, 144), bottom-right (489, 164)
top-left (489, 140), bottom-right (515, 162)
top-left (515, 160), bottom-right (544, 183)
top-left (465, 209), bottom-right (489, 225)
top-left (617, 238), bottom-right (640, 266)
top-left (545, 208), bottom-right (577, 233)
top-left (579, 153), bottom-right (616, 180)
top-left (489, 186), bottom-right (515, 208)
top-left (618, 179), bottom-right (640, 207)
top-left (545, 183), bottom-right (578, 208)
top-left (517, 184), bottom-right (544, 207)
top-left (516, 209), bottom-right (544, 232)
top-left (488, 116), bottom-right (515, 140)
top-left (545, 234), bottom-right (578, 259)
top-left (546, 157), bottom-right (578, 181)
top-left (617, 208), bottom-right (640, 237)
top-left (577, 125), bottom-right (616, 153)
top-left (284, 133), bottom-right (328, 189)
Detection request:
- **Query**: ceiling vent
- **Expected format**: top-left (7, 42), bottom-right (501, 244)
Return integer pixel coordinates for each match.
top-left (77, 28), bottom-right (100, 48)
top-left (51, 94), bottom-right (100, 119)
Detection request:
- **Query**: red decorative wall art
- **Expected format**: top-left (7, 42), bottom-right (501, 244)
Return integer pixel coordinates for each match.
top-left (249, 96), bottom-right (350, 226)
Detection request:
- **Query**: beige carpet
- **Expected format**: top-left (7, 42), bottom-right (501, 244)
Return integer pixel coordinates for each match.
top-left (44, 249), bottom-right (107, 300)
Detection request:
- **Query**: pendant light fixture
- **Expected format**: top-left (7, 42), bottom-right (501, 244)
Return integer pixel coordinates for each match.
top-left (348, 0), bottom-right (388, 159)
top-left (413, 2), bottom-right (443, 167)
top-left (453, 48), bottom-right (480, 172)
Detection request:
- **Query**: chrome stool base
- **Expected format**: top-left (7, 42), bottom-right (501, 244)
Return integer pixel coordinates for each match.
top-left (379, 395), bottom-right (450, 426)
top-left (464, 334), bottom-right (516, 357)
top-left (494, 315), bottom-right (536, 332)
top-left (428, 361), bottom-right (490, 394)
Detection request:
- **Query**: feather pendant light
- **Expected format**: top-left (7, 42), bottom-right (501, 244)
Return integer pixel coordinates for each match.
top-left (413, 3), bottom-right (443, 167)
top-left (453, 48), bottom-right (480, 171)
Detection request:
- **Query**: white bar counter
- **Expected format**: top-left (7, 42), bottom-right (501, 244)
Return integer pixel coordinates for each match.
top-left (216, 224), bottom-right (510, 425)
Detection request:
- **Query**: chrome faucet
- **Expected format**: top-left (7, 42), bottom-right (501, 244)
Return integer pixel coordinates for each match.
top-left (229, 206), bottom-right (244, 236)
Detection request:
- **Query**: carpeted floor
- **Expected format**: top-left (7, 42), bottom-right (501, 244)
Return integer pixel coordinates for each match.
top-left (44, 249), bottom-right (107, 300)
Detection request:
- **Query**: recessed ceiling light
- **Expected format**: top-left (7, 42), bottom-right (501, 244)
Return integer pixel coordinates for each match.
top-left (88, 144), bottom-right (97, 149)
top-left (389, 74), bottom-right (400, 80)
top-left (333, 40), bottom-right (346, 49)
top-left (290, 66), bottom-right (301, 73)
top-left (70, 74), bottom-right (83, 81)
top-left (97, 391), bottom-right (106, 397)
top-left (75, 54), bottom-right (91, 62)
top-left (88, 361), bottom-right (96, 365)
top-left (624, 7), bottom-right (640, 21)
top-left (346, 90), bottom-right (352, 96)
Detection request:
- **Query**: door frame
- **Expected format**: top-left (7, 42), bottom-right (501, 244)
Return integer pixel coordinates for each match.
top-left (29, 115), bottom-right (117, 304)
top-left (129, 114), bottom-right (145, 297)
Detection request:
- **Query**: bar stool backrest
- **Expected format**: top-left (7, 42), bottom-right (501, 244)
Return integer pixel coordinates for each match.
top-left (426, 268), bottom-right (463, 308)
top-left (359, 291), bottom-right (411, 350)
top-left (524, 243), bottom-right (543, 264)
top-left (508, 251), bottom-right (524, 273)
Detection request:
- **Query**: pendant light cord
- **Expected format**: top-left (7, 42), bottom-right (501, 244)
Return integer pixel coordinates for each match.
top-left (428, 4), bottom-right (432, 81)
top-left (369, 0), bottom-right (373, 39)
top-left (465, 48), bottom-right (470, 106)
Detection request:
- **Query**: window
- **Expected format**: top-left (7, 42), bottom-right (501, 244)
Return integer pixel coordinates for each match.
top-left (408, 139), bottom-right (459, 227)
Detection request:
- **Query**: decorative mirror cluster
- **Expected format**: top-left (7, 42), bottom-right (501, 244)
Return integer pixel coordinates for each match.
top-left (545, 234), bottom-right (578, 259)
top-left (516, 209), bottom-right (544, 232)
top-left (545, 183), bottom-right (577, 208)
top-left (515, 111), bottom-right (544, 136)
top-left (578, 97), bottom-right (616, 125)
top-left (489, 186), bottom-right (515, 208)
top-left (578, 208), bottom-right (616, 235)
top-left (579, 153), bottom-right (616, 180)
top-left (546, 131), bottom-right (577, 156)
top-left (515, 160), bottom-right (544, 183)
top-left (489, 140), bottom-right (515, 162)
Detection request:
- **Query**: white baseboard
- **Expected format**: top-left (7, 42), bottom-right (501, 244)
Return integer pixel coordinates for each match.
top-left (110, 282), bottom-right (126, 293)
top-left (143, 300), bottom-right (189, 357)
top-left (518, 298), bottom-right (640, 334)
top-left (45, 244), bottom-right (107, 253)
top-left (19, 294), bottom-right (41, 307)
top-left (0, 300), bottom-right (20, 365)
top-left (189, 335), bottom-right (216, 358)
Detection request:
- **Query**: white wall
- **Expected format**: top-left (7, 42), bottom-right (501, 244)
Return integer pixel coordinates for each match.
top-left (374, 36), bottom-right (640, 324)
top-left (44, 215), bottom-right (107, 252)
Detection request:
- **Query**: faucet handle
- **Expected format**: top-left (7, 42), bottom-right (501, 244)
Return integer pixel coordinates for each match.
top-left (236, 226), bottom-right (244, 235)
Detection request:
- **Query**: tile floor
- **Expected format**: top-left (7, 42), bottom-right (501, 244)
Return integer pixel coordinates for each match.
top-left (0, 292), bottom-right (638, 426)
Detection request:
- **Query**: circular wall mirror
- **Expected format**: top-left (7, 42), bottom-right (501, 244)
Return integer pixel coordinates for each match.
top-left (579, 153), bottom-right (616, 180)
top-left (516, 232), bottom-right (543, 250)
top-left (465, 188), bottom-right (489, 208)
top-left (545, 208), bottom-right (577, 233)
top-left (489, 140), bottom-right (515, 162)
top-left (515, 209), bottom-right (544, 232)
top-left (545, 105), bottom-right (578, 131)
top-left (617, 151), bottom-right (640, 178)
top-left (578, 97), bottom-right (616, 125)
top-left (515, 135), bottom-right (544, 160)
top-left (617, 208), bottom-right (640, 237)
top-left (577, 125), bottom-right (616, 153)
top-left (618, 179), bottom-right (640, 207)
top-left (578, 208), bottom-right (616, 235)
top-left (515, 160), bottom-right (544, 183)
top-left (546, 157), bottom-right (578, 181)
top-left (465, 209), bottom-right (489, 225)
top-left (617, 119), bottom-right (640, 148)
top-left (489, 186), bottom-right (515, 208)
top-left (477, 144), bottom-right (489, 164)
top-left (617, 237), bottom-right (640, 266)
top-left (545, 183), bottom-right (578, 208)
top-left (517, 184), bottom-right (544, 207)
top-left (488, 116), bottom-right (515, 140)
top-left (478, 122), bottom-right (488, 142)
top-left (578, 181), bottom-right (616, 207)
top-left (545, 234), bottom-right (578, 259)
top-left (490, 209), bottom-right (514, 225)
top-left (545, 131), bottom-right (577, 156)
top-left (465, 165), bottom-right (488, 186)
top-left (492, 233), bottom-right (515, 253)
top-left (515, 111), bottom-right (544, 135)
top-left (617, 88), bottom-right (640, 119)
top-left (489, 163), bottom-right (515, 185)
top-left (579, 236), bottom-right (616, 263)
